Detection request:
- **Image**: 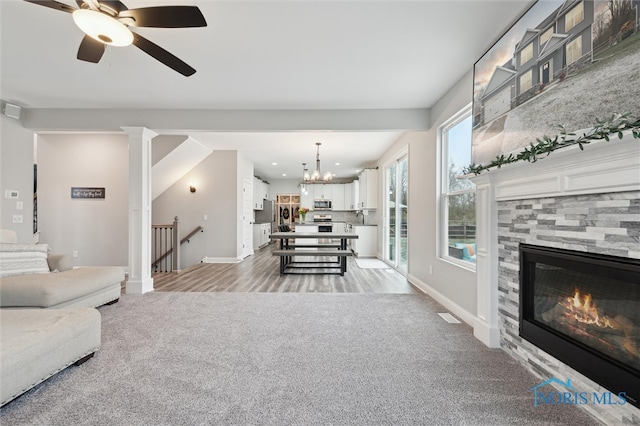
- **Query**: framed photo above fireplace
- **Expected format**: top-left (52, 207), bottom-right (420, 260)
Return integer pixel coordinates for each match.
top-left (472, 0), bottom-right (640, 167)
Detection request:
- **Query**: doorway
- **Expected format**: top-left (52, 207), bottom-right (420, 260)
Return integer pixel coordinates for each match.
top-left (384, 152), bottom-right (408, 274)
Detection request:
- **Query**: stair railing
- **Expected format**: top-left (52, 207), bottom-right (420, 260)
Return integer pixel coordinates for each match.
top-left (151, 216), bottom-right (204, 273)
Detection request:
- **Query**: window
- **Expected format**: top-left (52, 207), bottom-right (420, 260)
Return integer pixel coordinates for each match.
top-left (566, 36), bottom-right (582, 66)
top-left (439, 106), bottom-right (476, 265)
top-left (520, 42), bottom-right (533, 65)
top-left (519, 69), bottom-right (533, 92)
top-left (540, 27), bottom-right (554, 46)
top-left (565, 1), bottom-right (584, 32)
top-left (384, 151), bottom-right (408, 274)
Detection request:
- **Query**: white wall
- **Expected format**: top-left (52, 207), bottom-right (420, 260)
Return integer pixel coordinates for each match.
top-left (152, 150), bottom-right (241, 266)
top-left (236, 152), bottom-right (253, 259)
top-left (0, 114), bottom-right (34, 242)
top-left (376, 70), bottom-right (477, 320)
top-left (37, 133), bottom-right (129, 267)
top-left (268, 179), bottom-right (301, 199)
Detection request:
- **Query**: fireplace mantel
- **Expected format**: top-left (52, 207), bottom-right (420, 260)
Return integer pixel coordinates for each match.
top-left (469, 132), bottom-right (640, 348)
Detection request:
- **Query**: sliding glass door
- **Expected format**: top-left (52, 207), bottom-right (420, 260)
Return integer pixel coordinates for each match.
top-left (384, 153), bottom-right (408, 274)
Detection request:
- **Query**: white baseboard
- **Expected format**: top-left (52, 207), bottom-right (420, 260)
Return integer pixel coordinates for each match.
top-left (407, 273), bottom-right (476, 327)
top-left (201, 257), bottom-right (241, 264)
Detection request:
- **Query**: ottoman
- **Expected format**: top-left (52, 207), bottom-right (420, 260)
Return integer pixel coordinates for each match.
top-left (0, 308), bottom-right (101, 406)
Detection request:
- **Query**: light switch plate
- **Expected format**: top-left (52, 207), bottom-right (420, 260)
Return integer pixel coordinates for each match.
top-left (16, 201), bottom-right (23, 210)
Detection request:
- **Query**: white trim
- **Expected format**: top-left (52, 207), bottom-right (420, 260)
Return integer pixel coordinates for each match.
top-left (467, 131), bottom-right (639, 349)
top-left (201, 257), bottom-right (241, 264)
top-left (408, 273), bottom-right (476, 327)
top-left (438, 103), bottom-right (475, 269)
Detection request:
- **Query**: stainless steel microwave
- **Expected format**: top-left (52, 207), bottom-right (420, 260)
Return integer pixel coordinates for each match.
top-left (313, 199), bottom-right (332, 210)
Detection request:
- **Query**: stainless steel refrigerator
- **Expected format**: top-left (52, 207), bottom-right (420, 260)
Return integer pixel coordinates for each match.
top-left (254, 200), bottom-right (276, 233)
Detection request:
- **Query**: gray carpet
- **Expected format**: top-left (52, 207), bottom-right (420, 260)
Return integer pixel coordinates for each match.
top-left (0, 293), bottom-right (600, 425)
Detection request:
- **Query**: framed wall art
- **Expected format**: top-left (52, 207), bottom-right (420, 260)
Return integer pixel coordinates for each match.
top-left (472, 0), bottom-right (640, 166)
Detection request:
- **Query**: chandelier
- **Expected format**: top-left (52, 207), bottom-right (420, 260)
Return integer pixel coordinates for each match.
top-left (300, 163), bottom-right (309, 195)
top-left (304, 142), bottom-right (333, 183)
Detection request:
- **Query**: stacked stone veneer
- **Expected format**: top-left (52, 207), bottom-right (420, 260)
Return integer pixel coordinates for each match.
top-left (497, 190), bottom-right (640, 425)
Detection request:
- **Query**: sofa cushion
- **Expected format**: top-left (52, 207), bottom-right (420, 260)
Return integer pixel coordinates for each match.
top-left (0, 267), bottom-right (123, 308)
top-left (0, 244), bottom-right (50, 278)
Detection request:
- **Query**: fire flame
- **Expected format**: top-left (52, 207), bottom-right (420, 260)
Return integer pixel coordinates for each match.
top-left (562, 289), bottom-right (613, 328)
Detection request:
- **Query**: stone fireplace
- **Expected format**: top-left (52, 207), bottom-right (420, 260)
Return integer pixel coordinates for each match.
top-left (470, 133), bottom-right (640, 424)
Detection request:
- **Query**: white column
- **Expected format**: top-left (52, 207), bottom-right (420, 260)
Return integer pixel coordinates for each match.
top-left (122, 126), bottom-right (157, 294)
top-left (470, 174), bottom-right (501, 347)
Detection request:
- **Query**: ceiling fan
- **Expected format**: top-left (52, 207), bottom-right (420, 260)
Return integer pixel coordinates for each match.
top-left (23, 0), bottom-right (207, 76)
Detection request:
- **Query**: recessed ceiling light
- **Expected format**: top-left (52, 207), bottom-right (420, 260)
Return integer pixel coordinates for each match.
top-left (335, 162), bottom-right (340, 166)
top-left (282, 173), bottom-right (287, 177)
top-left (272, 162), bottom-right (277, 165)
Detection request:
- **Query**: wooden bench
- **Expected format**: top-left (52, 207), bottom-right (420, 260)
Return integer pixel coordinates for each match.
top-left (272, 249), bottom-right (353, 275)
top-left (280, 243), bottom-right (342, 249)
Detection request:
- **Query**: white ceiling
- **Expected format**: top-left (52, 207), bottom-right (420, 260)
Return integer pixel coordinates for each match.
top-left (0, 0), bottom-right (533, 180)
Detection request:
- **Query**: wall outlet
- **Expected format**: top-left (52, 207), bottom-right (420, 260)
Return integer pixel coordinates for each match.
top-left (73, 251), bottom-right (78, 258)
top-left (429, 265), bottom-right (433, 275)
top-left (12, 214), bottom-right (23, 224)
top-left (203, 214), bottom-right (208, 221)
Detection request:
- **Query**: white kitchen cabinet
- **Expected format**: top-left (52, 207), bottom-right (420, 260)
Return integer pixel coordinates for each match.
top-left (253, 223), bottom-right (271, 249)
top-left (313, 184), bottom-right (332, 200)
top-left (358, 169), bottom-right (378, 209)
top-left (253, 177), bottom-right (268, 210)
top-left (351, 225), bottom-right (377, 257)
top-left (351, 180), bottom-right (359, 210)
top-left (331, 184), bottom-right (345, 210)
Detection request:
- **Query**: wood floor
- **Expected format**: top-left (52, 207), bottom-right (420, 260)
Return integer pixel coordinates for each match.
top-left (147, 243), bottom-right (419, 294)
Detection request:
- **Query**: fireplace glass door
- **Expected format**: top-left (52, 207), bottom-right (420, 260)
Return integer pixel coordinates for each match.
top-left (519, 244), bottom-right (640, 407)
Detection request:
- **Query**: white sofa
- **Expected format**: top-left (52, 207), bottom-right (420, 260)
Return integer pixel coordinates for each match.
top-left (0, 230), bottom-right (119, 406)
top-left (0, 231), bottom-right (123, 309)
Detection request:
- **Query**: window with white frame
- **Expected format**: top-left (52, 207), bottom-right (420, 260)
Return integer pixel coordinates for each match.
top-left (565, 1), bottom-right (584, 32)
top-left (520, 42), bottom-right (533, 65)
top-left (566, 36), bottom-right (582, 66)
top-left (440, 107), bottom-right (476, 265)
top-left (519, 69), bottom-right (533, 92)
top-left (540, 26), bottom-right (554, 46)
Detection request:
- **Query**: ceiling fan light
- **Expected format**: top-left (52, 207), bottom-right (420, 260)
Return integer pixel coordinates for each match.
top-left (72, 10), bottom-right (133, 47)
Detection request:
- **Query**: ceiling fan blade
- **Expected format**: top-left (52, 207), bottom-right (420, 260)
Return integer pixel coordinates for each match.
top-left (132, 32), bottom-right (196, 76)
top-left (23, 0), bottom-right (76, 13)
top-left (119, 6), bottom-right (207, 28)
top-left (77, 35), bottom-right (105, 63)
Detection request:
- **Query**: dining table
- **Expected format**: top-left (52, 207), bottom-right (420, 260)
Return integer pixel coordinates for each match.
top-left (269, 231), bottom-right (358, 275)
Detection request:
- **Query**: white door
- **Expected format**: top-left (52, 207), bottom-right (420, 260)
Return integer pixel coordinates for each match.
top-left (242, 179), bottom-right (253, 258)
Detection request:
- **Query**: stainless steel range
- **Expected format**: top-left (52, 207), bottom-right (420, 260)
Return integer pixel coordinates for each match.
top-left (313, 214), bottom-right (332, 243)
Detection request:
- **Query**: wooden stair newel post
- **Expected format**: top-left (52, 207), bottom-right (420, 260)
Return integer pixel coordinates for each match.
top-left (172, 216), bottom-right (181, 273)
top-left (123, 126), bottom-right (158, 294)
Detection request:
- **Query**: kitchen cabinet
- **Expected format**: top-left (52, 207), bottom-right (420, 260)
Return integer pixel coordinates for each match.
top-left (331, 184), bottom-right (345, 210)
top-left (358, 169), bottom-right (378, 209)
top-left (349, 225), bottom-right (377, 257)
top-left (345, 181), bottom-right (359, 210)
top-left (313, 184), bottom-right (332, 200)
top-left (253, 223), bottom-right (271, 249)
top-left (253, 177), bottom-right (269, 210)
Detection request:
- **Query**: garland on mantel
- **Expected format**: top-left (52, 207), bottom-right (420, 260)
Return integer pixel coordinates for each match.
top-left (463, 112), bottom-right (640, 176)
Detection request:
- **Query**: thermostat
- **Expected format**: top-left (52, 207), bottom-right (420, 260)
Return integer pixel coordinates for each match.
top-left (5, 190), bottom-right (19, 199)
